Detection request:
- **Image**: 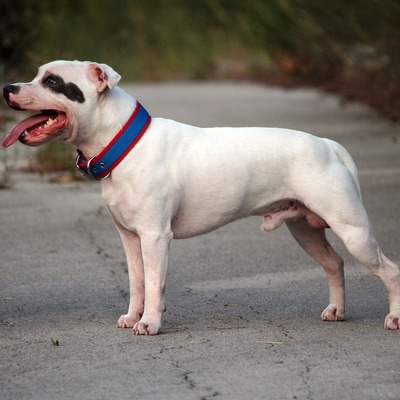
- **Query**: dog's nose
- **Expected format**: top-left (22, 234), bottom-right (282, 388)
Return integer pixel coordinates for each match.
top-left (3, 84), bottom-right (20, 100)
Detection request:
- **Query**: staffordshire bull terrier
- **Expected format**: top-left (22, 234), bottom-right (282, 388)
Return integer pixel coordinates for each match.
top-left (3, 60), bottom-right (400, 334)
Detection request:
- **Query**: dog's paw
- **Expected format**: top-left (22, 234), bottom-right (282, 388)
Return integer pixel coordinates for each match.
top-left (133, 320), bottom-right (161, 336)
top-left (321, 304), bottom-right (345, 322)
top-left (116, 314), bottom-right (140, 329)
top-left (384, 314), bottom-right (400, 330)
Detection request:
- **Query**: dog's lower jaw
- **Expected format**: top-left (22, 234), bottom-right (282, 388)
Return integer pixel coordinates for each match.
top-left (63, 122), bottom-right (79, 144)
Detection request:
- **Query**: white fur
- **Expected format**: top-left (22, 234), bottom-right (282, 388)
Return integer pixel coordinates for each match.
top-left (5, 60), bottom-right (400, 335)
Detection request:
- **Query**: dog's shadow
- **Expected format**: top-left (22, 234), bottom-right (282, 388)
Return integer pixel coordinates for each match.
top-left (0, 268), bottom-right (387, 335)
top-left (163, 273), bottom-right (387, 334)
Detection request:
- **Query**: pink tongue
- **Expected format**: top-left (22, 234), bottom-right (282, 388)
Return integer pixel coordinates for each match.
top-left (2, 114), bottom-right (54, 147)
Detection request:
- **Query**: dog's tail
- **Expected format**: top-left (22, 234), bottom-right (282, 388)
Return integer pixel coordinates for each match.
top-left (325, 138), bottom-right (362, 199)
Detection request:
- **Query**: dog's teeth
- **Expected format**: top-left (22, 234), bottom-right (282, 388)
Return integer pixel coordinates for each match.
top-left (46, 117), bottom-right (57, 127)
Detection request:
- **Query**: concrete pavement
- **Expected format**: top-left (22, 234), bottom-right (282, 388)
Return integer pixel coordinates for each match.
top-left (1, 82), bottom-right (400, 400)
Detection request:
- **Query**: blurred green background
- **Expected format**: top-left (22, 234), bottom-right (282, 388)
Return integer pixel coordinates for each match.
top-left (1, 0), bottom-right (400, 119)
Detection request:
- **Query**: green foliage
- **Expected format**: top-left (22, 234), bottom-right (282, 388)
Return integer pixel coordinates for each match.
top-left (35, 141), bottom-right (76, 173)
top-left (1, 1), bottom-right (399, 119)
top-left (0, 0), bottom-right (43, 78)
top-left (2, 0), bottom-right (399, 82)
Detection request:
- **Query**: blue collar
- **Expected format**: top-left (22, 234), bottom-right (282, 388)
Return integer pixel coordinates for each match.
top-left (76, 102), bottom-right (151, 180)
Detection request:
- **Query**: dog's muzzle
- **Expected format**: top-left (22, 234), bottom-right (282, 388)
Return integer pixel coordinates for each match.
top-left (3, 85), bottom-right (22, 110)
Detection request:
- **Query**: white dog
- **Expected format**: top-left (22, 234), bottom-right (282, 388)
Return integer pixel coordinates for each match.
top-left (3, 60), bottom-right (400, 335)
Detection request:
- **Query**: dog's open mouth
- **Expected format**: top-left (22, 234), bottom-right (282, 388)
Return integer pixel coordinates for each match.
top-left (2, 110), bottom-right (68, 147)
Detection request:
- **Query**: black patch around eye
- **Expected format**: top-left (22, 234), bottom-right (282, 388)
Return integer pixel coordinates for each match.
top-left (42, 74), bottom-right (85, 103)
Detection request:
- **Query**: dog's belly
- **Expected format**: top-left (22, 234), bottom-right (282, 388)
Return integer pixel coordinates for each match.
top-left (170, 198), bottom-right (328, 239)
top-left (170, 209), bottom-right (244, 239)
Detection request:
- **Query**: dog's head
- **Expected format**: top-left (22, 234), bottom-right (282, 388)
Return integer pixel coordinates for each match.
top-left (2, 60), bottom-right (121, 147)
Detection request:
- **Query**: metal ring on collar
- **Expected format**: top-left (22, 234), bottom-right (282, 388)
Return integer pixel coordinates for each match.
top-left (87, 157), bottom-right (111, 180)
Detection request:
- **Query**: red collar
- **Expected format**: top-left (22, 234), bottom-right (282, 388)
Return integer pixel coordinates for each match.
top-left (76, 102), bottom-right (151, 180)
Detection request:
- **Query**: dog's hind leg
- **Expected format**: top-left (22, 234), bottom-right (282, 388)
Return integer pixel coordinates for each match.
top-left (286, 218), bottom-right (345, 321)
top-left (292, 161), bottom-right (400, 328)
top-left (304, 181), bottom-right (400, 328)
top-left (332, 222), bottom-right (400, 329)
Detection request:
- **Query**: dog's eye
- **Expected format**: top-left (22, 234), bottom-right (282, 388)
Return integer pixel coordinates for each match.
top-left (44, 75), bottom-right (58, 86)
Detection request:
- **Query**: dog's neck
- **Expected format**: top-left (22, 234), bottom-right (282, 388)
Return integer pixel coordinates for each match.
top-left (75, 101), bottom-right (151, 180)
top-left (70, 86), bottom-right (137, 158)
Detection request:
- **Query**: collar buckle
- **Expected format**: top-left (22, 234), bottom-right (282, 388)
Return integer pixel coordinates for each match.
top-left (75, 152), bottom-right (110, 181)
top-left (75, 152), bottom-right (95, 180)
top-left (86, 157), bottom-right (111, 180)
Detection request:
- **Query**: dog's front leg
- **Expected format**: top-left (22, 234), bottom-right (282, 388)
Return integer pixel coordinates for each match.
top-left (116, 226), bottom-right (145, 329)
top-left (133, 231), bottom-right (173, 335)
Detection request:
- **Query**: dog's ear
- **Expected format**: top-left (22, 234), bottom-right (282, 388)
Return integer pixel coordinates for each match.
top-left (87, 62), bottom-right (121, 92)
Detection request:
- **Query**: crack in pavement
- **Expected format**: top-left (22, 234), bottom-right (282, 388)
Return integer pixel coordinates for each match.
top-left (171, 360), bottom-right (220, 399)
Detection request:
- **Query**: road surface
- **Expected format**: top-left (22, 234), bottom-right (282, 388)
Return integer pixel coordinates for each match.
top-left (1, 82), bottom-right (400, 400)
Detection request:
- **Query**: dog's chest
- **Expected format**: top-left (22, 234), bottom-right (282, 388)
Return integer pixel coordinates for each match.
top-left (101, 179), bottom-right (140, 227)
